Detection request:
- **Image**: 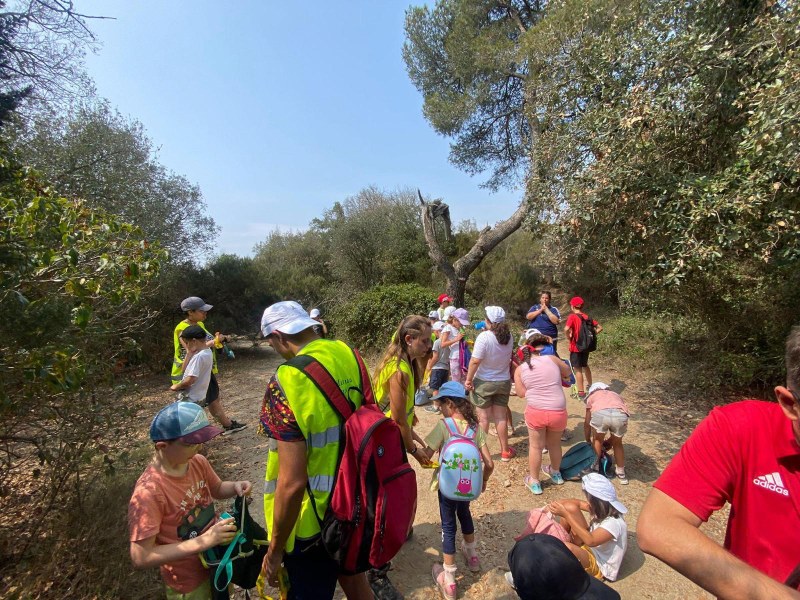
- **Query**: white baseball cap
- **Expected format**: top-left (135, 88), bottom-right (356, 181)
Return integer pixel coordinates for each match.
top-left (261, 301), bottom-right (320, 337)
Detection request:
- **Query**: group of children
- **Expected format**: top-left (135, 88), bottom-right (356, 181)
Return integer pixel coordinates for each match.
top-left (371, 293), bottom-right (631, 599)
top-left (129, 293), bottom-right (631, 600)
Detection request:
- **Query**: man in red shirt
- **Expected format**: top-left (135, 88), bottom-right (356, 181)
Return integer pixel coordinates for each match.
top-left (638, 327), bottom-right (800, 599)
top-left (563, 296), bottom-right (601, 399)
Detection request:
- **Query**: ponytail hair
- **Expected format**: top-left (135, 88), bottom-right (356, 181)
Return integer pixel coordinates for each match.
top-left (490, 321), bottom-right (511, 345)
top-left (440, 395), bottom-right (479, 429)
top-left (375, 314), bottom-right (431, 395)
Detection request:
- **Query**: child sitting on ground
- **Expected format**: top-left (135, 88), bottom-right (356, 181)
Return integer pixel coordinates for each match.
top-left (128, 401), bottom-right (252, 598)
top-left (422, 381), bottom-right (494, 600)
top-left (583, 382), bottom-right (630, 484)
top-left (545, 473), bottom-right (628, 582)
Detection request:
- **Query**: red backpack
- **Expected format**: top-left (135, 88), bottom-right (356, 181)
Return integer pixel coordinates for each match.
top-left (285, 348), bottom-right (417, 574)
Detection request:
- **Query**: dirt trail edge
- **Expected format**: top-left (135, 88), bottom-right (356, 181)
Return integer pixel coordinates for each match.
top-left (163, 344), bottom-right (727, 600)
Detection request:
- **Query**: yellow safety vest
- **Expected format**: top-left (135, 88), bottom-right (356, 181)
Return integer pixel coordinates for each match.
top-left (171, 320), bottom-right (218, 384)
top-left (377, 358), bottom-right (415, 427)
top-left (263, 338), bottom-right (363, 552)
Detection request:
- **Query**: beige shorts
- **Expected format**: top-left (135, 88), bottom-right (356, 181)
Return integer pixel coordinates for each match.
top-left (470, 377), bottom-right (511, 409)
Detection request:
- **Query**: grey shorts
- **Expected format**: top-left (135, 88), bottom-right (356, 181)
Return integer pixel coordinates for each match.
top-left (470, 377), bottom-right (511, 409)
top-left (590, 408), bottom-right (628, 437)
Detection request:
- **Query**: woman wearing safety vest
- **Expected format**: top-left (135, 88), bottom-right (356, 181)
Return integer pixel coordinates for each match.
top-left (376, 315), bottom-right (433, 468)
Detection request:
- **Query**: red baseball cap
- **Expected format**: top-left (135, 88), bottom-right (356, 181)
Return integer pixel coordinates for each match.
top-left (437, 293), bottom-right (452, 304)
top-left (570, 296), bottom-right (584, 308)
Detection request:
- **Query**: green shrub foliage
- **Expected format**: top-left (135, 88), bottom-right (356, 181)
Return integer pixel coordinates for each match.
top-left (329, 283), bottom-right (434, 352)
top-left (0, 154), bottom-right (166, 558)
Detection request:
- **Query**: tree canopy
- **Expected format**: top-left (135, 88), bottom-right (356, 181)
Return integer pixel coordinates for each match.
top-left (405, 0), bottom-right (800, 368)
top-left (8, 102), bottom-right (218, 262)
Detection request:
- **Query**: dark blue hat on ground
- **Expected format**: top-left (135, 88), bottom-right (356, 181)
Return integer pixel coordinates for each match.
top-left (508, 534), bottom-right (620, 600)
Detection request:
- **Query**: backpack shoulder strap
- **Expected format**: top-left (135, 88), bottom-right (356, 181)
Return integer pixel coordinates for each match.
top-left (352, 347), bottom-right (375, 406)
top-left (443, 417), bottom-right (458, 436)
top-left (285, 354), bottom-right (354, 421)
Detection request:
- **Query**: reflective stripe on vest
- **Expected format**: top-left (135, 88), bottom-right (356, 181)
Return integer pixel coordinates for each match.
top-left (262, 339), bottom-right (363, 552)
top-left (264, 473), bottom-right (335, 496)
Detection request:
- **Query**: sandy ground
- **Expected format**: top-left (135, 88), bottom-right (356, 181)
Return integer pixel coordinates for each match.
top-left (148, 343), bottom-right (729, 599)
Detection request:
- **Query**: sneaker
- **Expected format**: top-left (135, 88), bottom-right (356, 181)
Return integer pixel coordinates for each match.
top-left (542, 465), bottom-right (565, 485)
top-left (524, 475), bottom-right (543, 495)
top-left (542, 448), bottom-right (549, 454)
top-left (561, 430), bottom-right (573, 442)
top-left (501, 447), bottom-right (517, 461)
top-left (617, 470), bottom-right (629, 485)
top-left (222, 420), bottom-right (247, 435)
top-left (369, 564), bottom-right (404, 600)
top-left (461, 543), bottom-right (480, 572)
top-left (432, 564), bottom-right (457, 600)
top-left (424, 404), bottom-right (441, 414)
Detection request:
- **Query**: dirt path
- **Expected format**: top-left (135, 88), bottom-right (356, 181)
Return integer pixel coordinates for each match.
top-left (151, 343), bottom-right (728, 599)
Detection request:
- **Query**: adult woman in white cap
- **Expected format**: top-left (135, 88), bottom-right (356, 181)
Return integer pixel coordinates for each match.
top-left (464, 306), bottom-right (515, 461)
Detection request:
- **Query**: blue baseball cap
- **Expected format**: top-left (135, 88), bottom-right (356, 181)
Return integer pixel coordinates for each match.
top-left (150, 402), bottom-right (223, 443)
top-left (437, 381), bottom-right (468, 400)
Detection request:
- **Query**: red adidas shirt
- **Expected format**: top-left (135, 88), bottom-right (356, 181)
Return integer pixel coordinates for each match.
top-left (654, 400), bottom-right (800, 584)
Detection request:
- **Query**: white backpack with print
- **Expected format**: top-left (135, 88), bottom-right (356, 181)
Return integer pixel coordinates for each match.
top-left (438, 417), bottom-right (483, 501)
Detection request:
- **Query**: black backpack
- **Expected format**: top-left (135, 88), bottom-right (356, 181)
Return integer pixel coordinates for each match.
top-left (575, 314), bottom-right (597, 353)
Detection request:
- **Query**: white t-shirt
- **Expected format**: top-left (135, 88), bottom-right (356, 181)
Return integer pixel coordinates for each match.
top-left (442, 324), bottom-right (460, 359)
top-left (589, 515), bottom-right (627, 581)
top-left (471, 331), bottom-right (513, 382)
top-left (183, 348), bottom-right (213, 403)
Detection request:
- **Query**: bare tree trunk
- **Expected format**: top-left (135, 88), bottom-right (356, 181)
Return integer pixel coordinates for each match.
top-left (418, 190), bottom-right (528, 306)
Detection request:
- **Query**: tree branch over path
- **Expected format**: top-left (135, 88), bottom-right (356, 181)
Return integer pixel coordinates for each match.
top-left (418, 189), bottom-right (527, 305)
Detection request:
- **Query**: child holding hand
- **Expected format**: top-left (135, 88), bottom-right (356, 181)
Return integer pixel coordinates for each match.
top-left (421, 381), bottom-right (494, 600)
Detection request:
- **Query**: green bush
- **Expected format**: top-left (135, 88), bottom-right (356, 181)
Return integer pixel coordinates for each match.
top-left (329, 283), bottom-right (434, 352)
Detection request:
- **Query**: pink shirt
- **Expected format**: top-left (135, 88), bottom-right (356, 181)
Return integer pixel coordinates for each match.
top-left (518, 356), bottom-right (566, 411)
top-left (129, 454), bottom-right (222, 593)
top-left (586, 390), bottom-right (629, 415)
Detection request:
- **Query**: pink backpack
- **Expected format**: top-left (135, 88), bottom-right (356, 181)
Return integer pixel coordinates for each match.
top-left (515, 508), bottom-right (571, 544)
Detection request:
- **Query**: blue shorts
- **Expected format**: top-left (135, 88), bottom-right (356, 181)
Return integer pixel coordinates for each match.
top-left (429, 369), bottom-right (448, 392)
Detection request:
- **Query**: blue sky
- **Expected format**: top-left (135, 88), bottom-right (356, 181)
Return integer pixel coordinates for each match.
top-left (78, 1), bottom-right (522, 257)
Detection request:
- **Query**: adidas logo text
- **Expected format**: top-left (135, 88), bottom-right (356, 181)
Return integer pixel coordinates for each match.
top-left (752, 472), bottom-right (789, 497)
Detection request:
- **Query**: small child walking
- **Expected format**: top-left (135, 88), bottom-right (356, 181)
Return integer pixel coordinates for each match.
top-left (422, 381), bottom-right (494, 600)
top-left (546, 473), bottom-right (628, 582)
